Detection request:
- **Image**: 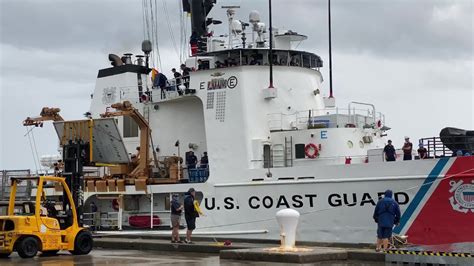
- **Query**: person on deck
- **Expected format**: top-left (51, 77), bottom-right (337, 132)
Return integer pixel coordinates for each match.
top-left (383, 140), bottom-right (396, 162)
top-left (153, 70), bottom-right (168, 99)
top-left (184, 188), bottom-right (198, 244)
top-left (171, 68), bottom-right (183, 95)
top-left (197, 59), bottom-right (205, 70)
top-left (180, 64), bottom-right (191, 89)
top-left (170, 194), bottom-right (184, 243)
top-left (402, 137), bottom-right (413, 160)
top-left (417, 144), bottom-right (428, 159)
top-left (373, 189), bottom-right (401, 252)
top-left (200, 152), bottom-right (208, 168)
top-left (186, 151), bottom-right (197, 169)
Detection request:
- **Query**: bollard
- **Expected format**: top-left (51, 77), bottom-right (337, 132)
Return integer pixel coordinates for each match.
top-left (276, 209), bottom-right (300, 249)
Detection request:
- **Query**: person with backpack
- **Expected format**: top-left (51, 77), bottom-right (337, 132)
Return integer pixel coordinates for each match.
top-left (373, 189), bottom-right (401, 252)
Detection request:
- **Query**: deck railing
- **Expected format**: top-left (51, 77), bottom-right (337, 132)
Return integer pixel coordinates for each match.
top-left (419, 136), bottom-right (474, 158)
top-left (268, 107), bottom-right (385, 131)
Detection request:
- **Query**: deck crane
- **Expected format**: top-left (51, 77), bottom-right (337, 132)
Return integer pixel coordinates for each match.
top-left (100, 101), bottom-right (151, 180)
top-left (23, 107), bottom-right (64, 127)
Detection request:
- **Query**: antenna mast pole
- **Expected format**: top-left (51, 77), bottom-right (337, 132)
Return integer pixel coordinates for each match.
top-left (268, 0), bottom-right (274, 88)
top-left (328, 0), bottom-right (334, 98)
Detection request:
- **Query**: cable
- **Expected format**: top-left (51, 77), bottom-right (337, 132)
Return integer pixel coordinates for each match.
top-left (25, 127), bottom-right (39, 174)
top-left (178, 0), bottom-right (184, 63)
top-left (161, 0), bottom-right (179, 60)
top-left (149, 0), bottom-right (162, 69)
top-left (30, 128), bottom-right (43, 173)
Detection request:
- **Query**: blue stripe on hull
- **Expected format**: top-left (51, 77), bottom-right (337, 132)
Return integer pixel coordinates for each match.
top-left (394, 157), bottom-right (450, 234)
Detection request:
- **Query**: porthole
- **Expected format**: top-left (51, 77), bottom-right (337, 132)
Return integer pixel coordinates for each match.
top-left (347, 140), bottom-right (353, 149)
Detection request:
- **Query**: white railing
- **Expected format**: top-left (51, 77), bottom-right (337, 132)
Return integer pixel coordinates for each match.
top-left (110, 76), bottom-right (189, 104)
top-left (268, 107), bottom-right (385, 131)
top-left (84, 210), bottom-right (184, 231)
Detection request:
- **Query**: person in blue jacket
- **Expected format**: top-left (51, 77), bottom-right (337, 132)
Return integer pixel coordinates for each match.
top-left (373, 189), bottom-right (401, 251)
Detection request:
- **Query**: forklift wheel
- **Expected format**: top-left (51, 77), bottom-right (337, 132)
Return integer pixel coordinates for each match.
top-left (17, 236), bottom-right (39, 258)
top-left (70, 231), bottom-right (93, 255)
top-left (0, 253), bottom-right (11, 258)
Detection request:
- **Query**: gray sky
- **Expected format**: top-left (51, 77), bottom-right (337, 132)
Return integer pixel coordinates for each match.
top-left (1, 0), bottom-right (473, 170)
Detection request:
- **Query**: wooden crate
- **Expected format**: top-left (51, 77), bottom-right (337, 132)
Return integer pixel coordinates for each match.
top-left (86, 181), bottom-right (95, 192)
top-left (116, 179), bottom-right (125, 192)
top-left (95, 180), bottom-right (107, 192)
top-left (107, 179), bottom-right (117, 192)
top-left (109, 164), bottom-right (129, 175)
top-left (134, 178), bottom-right (147, 191)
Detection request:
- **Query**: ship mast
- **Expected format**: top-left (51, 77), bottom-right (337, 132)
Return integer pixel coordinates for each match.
top-left (268, 0), bottom-right (274, 88)
top-left (328, 0), bottom-right (334, 98)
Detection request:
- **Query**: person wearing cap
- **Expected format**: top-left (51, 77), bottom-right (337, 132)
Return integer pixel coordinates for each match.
top-left (373, 190), bottom-right (401, 252)
top-left (417, 143), bottom-right (428, 159)
top-left (170, 194), bottom-right (184, 243)
top-left (383, 140), bottom-right (396, 162)
top-left (183, 188), bottom-right (198, 243)
top-left (402, 137), bottom-right (413, 161)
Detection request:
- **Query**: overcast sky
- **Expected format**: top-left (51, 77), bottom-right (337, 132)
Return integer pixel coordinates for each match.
top-left (0, 0), bottom-right (473, 171)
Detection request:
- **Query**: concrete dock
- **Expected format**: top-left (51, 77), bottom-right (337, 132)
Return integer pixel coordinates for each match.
top-left (94, 234), bottom-right (385, 264)
top-left (93, 234), bottom-right (474, 265)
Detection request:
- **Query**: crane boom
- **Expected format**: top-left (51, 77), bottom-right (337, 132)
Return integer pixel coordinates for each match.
top-left (23, 107), bottom-right (64, 127)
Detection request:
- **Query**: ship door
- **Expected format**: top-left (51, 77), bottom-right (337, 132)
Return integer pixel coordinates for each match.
top-left (263, 144), bottom-right (272, 168)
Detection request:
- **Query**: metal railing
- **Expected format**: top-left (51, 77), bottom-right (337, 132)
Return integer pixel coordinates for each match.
top-left (84, 210), bottom-right (182, 230)
top-left (419, 136), bottom-right (474, 158)
top-left (268, 107), bottom-right (385, 131)
top-left (117, 76), bottom-right (193, 104)
top-left (0, 170), bottom-right (32, 201)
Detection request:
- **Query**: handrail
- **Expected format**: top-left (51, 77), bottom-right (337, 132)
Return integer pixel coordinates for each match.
top-left (268, 107), bottom-right (385, 131)
top-left (348, 101), bottom-right (376, 125)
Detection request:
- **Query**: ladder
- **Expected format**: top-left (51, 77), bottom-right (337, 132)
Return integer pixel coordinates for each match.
top-left (284, 136), bottom-right (293, 167)
top-left (272, 144), bottom-right (285, 168)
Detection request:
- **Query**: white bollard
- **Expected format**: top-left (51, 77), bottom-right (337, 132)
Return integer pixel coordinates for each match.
top-left (276, 209), bottom-right (300, 249)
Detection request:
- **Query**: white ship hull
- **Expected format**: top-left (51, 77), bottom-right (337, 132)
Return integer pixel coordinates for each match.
top-left (85, 156), bottom-right (474, 245)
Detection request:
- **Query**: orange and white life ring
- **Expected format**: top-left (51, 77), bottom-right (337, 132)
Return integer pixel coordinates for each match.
top-left (305, 143), bottom-right (319, 158)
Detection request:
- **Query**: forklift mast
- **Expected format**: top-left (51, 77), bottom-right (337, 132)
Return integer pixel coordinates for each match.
top-left (62, 139), bottom-right (90, 226)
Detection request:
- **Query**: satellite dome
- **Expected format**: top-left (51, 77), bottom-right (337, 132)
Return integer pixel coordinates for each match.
top-left (249, 10), bottom-right (261, 23)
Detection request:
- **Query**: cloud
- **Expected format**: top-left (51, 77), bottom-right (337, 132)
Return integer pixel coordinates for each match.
top-left (0, 0), bottom-right (473, 170)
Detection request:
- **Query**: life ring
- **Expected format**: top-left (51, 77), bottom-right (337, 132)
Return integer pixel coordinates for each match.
top-left (376, 120), bottom-right (382, 128)
top-left (305, 143), bottom-right (319, 158)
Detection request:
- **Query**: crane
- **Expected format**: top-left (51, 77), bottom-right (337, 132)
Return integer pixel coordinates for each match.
top-left (100, 101), bottom-right (151, 179)
top-left (23, 107), bottom-right (64, 127)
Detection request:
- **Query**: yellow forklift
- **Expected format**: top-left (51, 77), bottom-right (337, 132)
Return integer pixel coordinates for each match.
top-left (0, 176), bottom-right (93, 258)
top-left (0, 110), bottom-right (94, 258)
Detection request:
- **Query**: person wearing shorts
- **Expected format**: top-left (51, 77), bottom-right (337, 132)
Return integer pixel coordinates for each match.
top-left (170, 194), bottom-right (183, 243)
top-left (184, 188), bottom-right (198, 243)
top-left (373, 190), bottom-right (400, 251)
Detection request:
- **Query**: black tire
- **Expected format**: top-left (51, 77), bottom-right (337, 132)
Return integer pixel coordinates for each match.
top-left (41, 250), bottom-right (59, 256)
top-left (0, 253), bottom-right (11, 258)
top-left (70, 231), bottom-right (93, 255)
top-left (17, 236), bottom-right (39, 258)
